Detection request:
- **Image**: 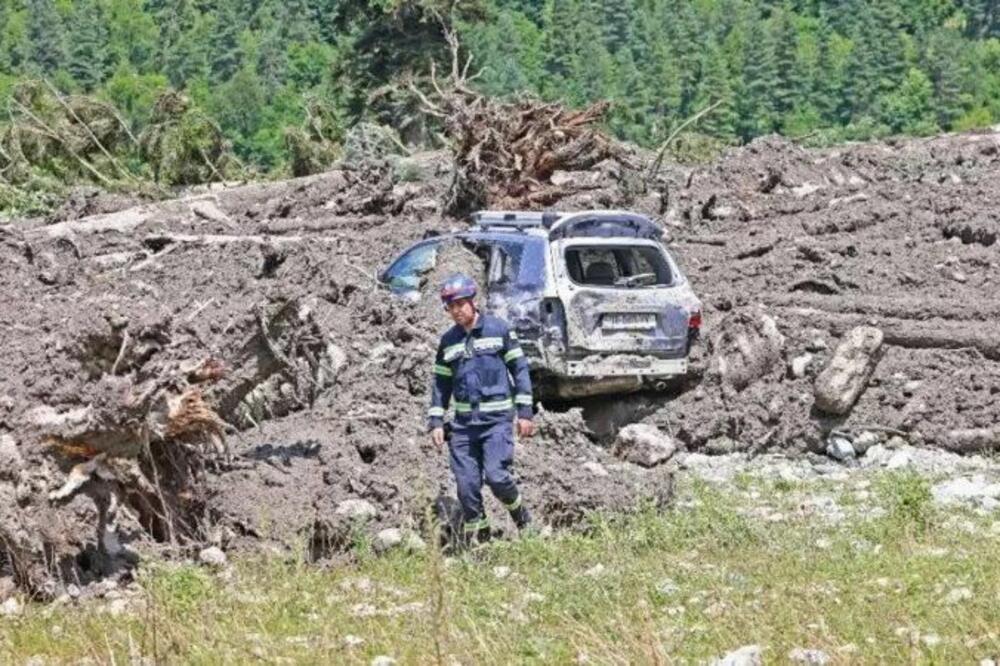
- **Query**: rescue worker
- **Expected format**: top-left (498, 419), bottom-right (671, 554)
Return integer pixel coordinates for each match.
top-left (428, 273), bottom-right (535, 544)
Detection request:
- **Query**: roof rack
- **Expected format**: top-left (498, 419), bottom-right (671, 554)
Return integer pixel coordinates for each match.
top-left (472, 210), bottom-right (564, 231)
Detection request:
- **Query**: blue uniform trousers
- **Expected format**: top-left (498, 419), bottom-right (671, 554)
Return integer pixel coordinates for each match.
top-left (448, 419), bottom-right (521, 529)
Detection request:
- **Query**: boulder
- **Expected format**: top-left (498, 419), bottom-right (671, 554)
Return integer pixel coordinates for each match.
top-left (336, 499), bottom-right (378, 521)
top-left (814, 326), bottom-right (884, 415)
top-left (613, 424), bottom-right (676, 467)
top-left (198, 546), bottom-right (227, 568)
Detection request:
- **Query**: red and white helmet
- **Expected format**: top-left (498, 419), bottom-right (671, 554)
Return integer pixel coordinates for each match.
top-left (440, 273), bottom-right (478, 305)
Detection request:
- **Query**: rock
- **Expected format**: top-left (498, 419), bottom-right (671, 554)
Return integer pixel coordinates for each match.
top-left (493, 566), bottom-right (512, 580)
top-left (336, 499), bottom-right (378, 521)
top-left (613, 424), bottom-right (676, 468)
top-left (705, 435), bottom-right (741, 455)
top-left (814, 326), bottom-right (884, 415)
top-left (1, 597), bottom-right (22, 617)
top-left (886, 450), bottom-right (912, 469)
top-left (886, 435), bottom-right (907, 449)
top-left (920, 634), bottom-right (941, 647)
top-left (932, 476), bottom-right (1000, 506)
top-left (852, 431), bottom-right (879, 455)
top-left (788, 648), bottom-right (830, 665)
top-left (198, 546), bottom-right (227, 568)
top-left (584, 564), bottom-right (606, 577)
top-left (343, 635), bottom-right (364, 648)
top-left (806, 338), bottom-right (828, 352)
top-left (790, 353), bottom-right (814, 379)
top-left (711, 312), bottom-right (785, 390)
top-left (944, 587), bottom-right (973, 604)
top-left (980, 659), bottom-right (997, 666)
top-left (0, 576), bottom-right (15, 602)
top-left (655, 578), bottom-right (679, 595)
top-left (902, 380), bottom-right (922, 397)
top-left (373, 528), bottom-right (404, 552)
top-left (374, 528), bottom-right (424, 553)
top-left (943, 428), bottom-right (1000, 453)
top-left (711, 644), bottom-right (763, 666)
top-left (371, 657), bottom-right (396, 666)
top-left (825, 436), bottom-right (855, 461)
top-left (190, 199), bottom-right (232, 225)
top-left (582, 461), bottom-right (609, 477)
top-left (0, 434), bottom-right (22, 478)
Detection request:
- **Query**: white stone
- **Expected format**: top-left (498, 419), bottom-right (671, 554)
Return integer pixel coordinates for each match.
top-left (790, 353), bottom-right (814, 379)
top-left (788, 648), bottom-right (831, 665)
top-left (826, 437), bottom-right (856, 461)
top-left (371, 657), bottom-right (396, 666)
top-left (944, 587), bottom-right (973, 604)
top-left (613, 424), bottom-right (676, 467)
top-left (920, 634), bottom-right (941, 647)
top-left (198, 546), bottom-right (227, 568)
top-left (493, 566), bottom-right (512, 580)
top-left (852, 431), bottom-right (879, 455)
top-left (582, 461), bottom-right (609, 477)
top-left (933, 477), bottom-right (1000, 506)
top-left (373, 528), bottom-right (404, 552)
top-left (0, 597), bottom-right (22, 617)
top-left (656, 578), bottom-right (679, 595)
top-left (336, 499), bottom-right (378, 520)
top-left (712, 645), bottom-right (763, 666)
top-left (584, 564), bottom-right (606, 577)
top-left (343, 635), bottom-right (364, 648)
top-left (886, 450), bottom-right (913, 470)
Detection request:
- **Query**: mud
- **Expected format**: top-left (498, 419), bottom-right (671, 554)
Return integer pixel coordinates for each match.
top-left (2, 128), bottom-right (999, 596)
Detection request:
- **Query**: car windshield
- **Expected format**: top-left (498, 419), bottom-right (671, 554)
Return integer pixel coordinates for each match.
top-left (383, 240), bottom-right (442, 291)
top-left (565, 245), bottom-right (672, 288)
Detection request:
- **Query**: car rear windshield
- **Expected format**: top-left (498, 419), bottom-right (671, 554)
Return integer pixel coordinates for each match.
top-left (565, 245), bottom-right (673, 288)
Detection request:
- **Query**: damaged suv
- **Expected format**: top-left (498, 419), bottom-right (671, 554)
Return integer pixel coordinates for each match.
top-left (379, 210), bottom-right (702, 398)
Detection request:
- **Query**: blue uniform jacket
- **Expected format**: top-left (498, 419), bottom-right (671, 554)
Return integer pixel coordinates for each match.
top-left (427, 313), bottom-right (534, 429)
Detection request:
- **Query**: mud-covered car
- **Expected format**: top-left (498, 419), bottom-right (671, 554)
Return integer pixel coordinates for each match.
top-left (379, 210), bottom-right (702, 398)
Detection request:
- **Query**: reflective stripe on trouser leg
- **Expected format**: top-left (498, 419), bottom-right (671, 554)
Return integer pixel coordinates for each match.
top-left (503, 495), bottom-right (522, 512)
top-left (463, 517), bottom-right (490, 533)
top-left (482, 420), bottom-right (520, 508)
top-left (448, 425), bottom-right (484, 524)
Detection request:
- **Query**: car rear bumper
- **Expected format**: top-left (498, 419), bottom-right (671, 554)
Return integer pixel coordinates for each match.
top-left (563, 354), bottom-right (688, 378)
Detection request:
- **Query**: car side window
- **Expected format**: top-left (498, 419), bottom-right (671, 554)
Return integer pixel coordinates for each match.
top-left (384, 240), bottom-right (441, 290)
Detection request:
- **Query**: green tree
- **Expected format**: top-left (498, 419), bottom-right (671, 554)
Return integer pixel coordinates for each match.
top-left (26, 0), bottom-right (67, 74)
top-left (69, 0), bottom-right (111, 90)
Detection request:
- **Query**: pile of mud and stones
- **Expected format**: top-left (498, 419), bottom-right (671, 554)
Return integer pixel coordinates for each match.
top-left (2, 126), bottom-right (1000, 599)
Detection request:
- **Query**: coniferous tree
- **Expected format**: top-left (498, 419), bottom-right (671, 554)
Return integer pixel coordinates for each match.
top-left (26, 0), bottom-right (68, 75)
top-left (69, 0), bottom-right (111, 90)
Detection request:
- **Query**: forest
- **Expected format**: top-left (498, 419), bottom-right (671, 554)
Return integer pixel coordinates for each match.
top-left (0, 0), bottom-right (998, 211)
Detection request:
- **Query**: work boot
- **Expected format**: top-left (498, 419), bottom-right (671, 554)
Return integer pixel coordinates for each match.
top-left (509, 505), bottom-right (532, 530)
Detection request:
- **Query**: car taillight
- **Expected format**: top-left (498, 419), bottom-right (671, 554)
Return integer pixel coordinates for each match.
top-left (688, 310), bottom-right (702, 330)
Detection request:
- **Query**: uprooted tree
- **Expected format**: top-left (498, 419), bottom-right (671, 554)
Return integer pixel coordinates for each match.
top-left (407, 25), bottom-right (621, 213)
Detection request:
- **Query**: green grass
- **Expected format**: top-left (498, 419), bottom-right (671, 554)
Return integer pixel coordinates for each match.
top-left (3, 472), bottom-right (1000, 664)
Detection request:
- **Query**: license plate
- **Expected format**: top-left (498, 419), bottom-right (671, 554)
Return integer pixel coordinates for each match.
top-left (602, 313), bottom-right (657, 331)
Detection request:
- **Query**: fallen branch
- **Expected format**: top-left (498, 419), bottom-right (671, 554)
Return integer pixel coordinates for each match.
top-left (646, 99), bottom-right (724, 183)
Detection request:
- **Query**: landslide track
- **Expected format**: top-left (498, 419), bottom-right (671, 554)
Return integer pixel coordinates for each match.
top-left (1, 129), bottom-right (999, 598)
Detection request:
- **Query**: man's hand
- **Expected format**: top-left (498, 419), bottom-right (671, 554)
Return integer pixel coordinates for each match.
top-left (516, 418), bottom-right (535, 439)
top-left (431, 427), bottom-right (446, 451)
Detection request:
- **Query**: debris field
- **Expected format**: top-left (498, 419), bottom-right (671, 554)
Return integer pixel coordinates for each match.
top-left (2, 125), bottom-right (1000, 598)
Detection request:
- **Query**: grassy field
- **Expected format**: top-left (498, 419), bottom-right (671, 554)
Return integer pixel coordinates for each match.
top-left (2, 471), bottom-right (999, 665)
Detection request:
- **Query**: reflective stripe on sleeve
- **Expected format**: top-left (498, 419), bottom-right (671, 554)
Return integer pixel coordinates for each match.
top-left (428, 406), bottom-right (445, 417)
top-left (433, 364), bottom-right (453, 377)
top-left (442, 343), bottom-right (465, 362)
top-left (504, 347), bottom-right (524, 362)
top-left (473, 337), bottom-right (504, 350)
top-left (503, 495), bottom-right (522, 511)
top-left (514, 394), bottom-right (533, 406)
